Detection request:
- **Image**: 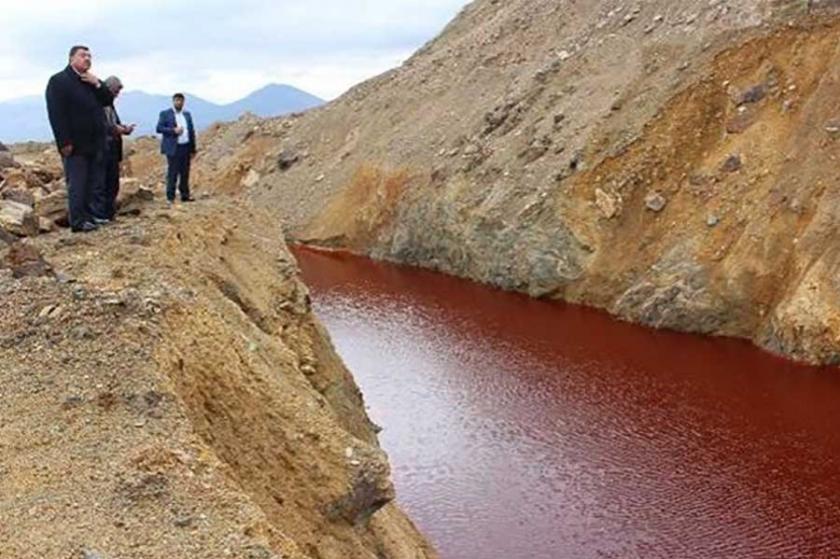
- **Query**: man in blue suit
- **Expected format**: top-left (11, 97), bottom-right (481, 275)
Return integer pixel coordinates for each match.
top-left (156, 93), bottom-right (196, 204)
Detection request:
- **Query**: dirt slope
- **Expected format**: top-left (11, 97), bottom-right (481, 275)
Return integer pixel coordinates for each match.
top-left (0, 200), bottom-right (436, 558)
top-left (175, 0), bottom-right (840, 364)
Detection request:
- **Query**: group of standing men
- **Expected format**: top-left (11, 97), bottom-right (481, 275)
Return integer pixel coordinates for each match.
top-left (45, 45), bottom-right (197, 233)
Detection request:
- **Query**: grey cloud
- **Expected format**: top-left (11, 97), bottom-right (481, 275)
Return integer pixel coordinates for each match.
top-left (4, 0), bottom-right (469, 102)
top-left (17, 1), bottom-right (469, 65)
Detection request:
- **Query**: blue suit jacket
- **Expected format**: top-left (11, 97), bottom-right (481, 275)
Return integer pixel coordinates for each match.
top-left (156, 108), bottom-right (196, 156)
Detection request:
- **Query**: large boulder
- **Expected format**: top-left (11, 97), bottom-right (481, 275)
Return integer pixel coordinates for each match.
top-left (43, 179), bottom-right (66, 193)
top-left (1, 188), bottom-right (36, 207)
top-left (0, 168), bottom-right (37, 190)
top-left (29, 165), bottom-right (59, 184)
top-left (0, 227), bottom-right (14, 246)
top-left (0, 151), bottom-right (16, 171)
top-left (34, 189), bottom-right (68, 226)
top-left (0, 200), bottom-right (38, 237)
top-left (3, 242), bottom-right (51, 278)
top-left (116, 178), bottom-right (154, 214)
top-left (38, 217), bottom-right (55, 233)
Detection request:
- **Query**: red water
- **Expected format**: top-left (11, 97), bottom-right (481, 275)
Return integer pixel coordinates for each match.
top-left (293, 247), bottom-right (840, 559)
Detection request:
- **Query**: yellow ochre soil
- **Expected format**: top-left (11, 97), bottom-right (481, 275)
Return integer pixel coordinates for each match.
top-left (0, 199), bottom-right (436, 559)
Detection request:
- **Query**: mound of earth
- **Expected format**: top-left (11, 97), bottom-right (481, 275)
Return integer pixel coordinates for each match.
top-left (164, 0), bottom-right (840, 364)
top-left (0, 198), bottom-right (436, 559)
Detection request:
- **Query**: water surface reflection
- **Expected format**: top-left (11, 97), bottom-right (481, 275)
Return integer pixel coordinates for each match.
top-left (295, 247), bottom-right (840, 559)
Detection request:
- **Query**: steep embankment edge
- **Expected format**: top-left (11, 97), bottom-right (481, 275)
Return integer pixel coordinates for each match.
top-left (0, 200), bottom-right (436, 559)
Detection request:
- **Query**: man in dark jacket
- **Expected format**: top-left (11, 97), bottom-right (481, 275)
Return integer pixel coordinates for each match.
top-left (101, 76), bottom-right (135, 220)
top-left (156, 93), bottom-right (197, 205)
top-left (45, 45), bottom-right (113, 232)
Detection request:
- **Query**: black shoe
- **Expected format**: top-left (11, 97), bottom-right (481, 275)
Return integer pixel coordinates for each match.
top-left (181, 196), bottom-right (196, 202)
top-left (91, 217), bottom-right (111, 225)
top-left (71, 221), bottom-right (99, 233)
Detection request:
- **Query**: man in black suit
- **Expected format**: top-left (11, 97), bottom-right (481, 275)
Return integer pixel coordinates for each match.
top-left (45, 45), bottom-right (113, 232)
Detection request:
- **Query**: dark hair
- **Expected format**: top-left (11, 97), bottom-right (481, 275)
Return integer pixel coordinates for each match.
top-left (172, 93), bottom-right (185, 100)
top-left (69, 45), bottom-right (89, 58)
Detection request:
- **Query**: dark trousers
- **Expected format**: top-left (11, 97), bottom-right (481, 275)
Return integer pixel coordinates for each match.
top-left (166, 144), bottom-right (191, 201)
top-left (62, 151), bottom-right (106, 229)
top-left (102, 149), bottom-right (121, 219)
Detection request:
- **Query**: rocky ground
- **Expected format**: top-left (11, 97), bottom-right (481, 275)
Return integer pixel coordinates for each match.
top-left (1, 142), bottom-right (71, 236)
top-left (168, 0), bottom-right (840, 365)
top-left (0, 141), bottom-right (155, 238)
top-left (0, 196), bottom-right (436, 558)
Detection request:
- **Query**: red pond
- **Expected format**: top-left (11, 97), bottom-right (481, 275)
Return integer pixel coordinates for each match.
top-left (293, 247), bottom-right (840, 559)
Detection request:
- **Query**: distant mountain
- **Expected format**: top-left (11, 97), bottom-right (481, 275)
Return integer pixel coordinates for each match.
top-left (226, 84), bottom-right (325, 119)
top-left (0, 84), bottom-right (324, 143)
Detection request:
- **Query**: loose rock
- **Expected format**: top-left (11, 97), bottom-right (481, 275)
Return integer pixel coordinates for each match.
top-left (277, 149), bottom-right (300, 171)
top-left (0, 200), bottom-right (38, 237)
top-left (595, 188), bottom-right (620, 219)
top-left (645, 192), bottom-right (667, 212)
top-left (721, 154), bottom-right (743, 173)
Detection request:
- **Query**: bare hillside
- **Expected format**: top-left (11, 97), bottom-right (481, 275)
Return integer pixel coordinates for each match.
top-left (174, 0), bottom-right (840, 364)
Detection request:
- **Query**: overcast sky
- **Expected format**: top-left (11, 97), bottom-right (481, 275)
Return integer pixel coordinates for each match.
top-left (1, 0), bottom-right (470, 103)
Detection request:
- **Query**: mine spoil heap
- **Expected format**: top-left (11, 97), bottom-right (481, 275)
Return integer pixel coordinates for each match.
top-left (183, 0), bottom-right (840, 365)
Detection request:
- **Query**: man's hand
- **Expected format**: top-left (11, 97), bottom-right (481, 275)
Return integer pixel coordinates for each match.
top-left (60, 144), bottom-right (73, 157)
top-left (80, 72), bottom-right (100, 87)
top-left (125, 123), bottom-right (136, 135)
top-left (190, 151), bottom-right (196, 159)
top-left (174, 125), bottom-right (184, 135)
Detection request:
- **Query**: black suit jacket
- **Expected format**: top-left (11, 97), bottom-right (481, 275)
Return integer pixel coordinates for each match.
top-left (105, 104), bottom-right (124, 162)
top-left (45, 66), bottom-right (113, 156)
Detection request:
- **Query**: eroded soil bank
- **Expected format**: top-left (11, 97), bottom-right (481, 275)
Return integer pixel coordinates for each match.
top-left (0, 201), bottom-right (436, 559)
